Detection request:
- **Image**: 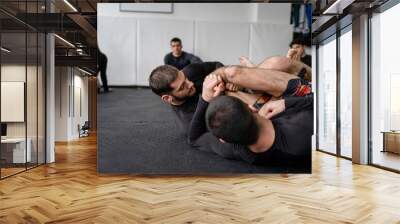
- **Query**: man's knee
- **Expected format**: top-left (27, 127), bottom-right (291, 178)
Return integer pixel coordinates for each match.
top-left (258, 56), bottom-right (290, 72)
top-left (224, 66), bottom-right (240, 82)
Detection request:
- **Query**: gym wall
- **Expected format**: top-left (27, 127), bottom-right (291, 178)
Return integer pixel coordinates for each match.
top-left (97, 3), bottom-right (293, 86)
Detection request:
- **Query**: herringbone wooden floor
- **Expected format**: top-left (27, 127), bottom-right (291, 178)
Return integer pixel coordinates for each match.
top-left (1, 134), bottom-right (400, 224)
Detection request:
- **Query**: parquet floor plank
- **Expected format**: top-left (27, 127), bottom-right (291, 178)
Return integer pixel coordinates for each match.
top-left (0, 134), bottom-right (399, 223)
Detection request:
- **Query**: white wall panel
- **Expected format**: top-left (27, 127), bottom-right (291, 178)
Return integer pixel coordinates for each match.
top-left (1, 82), bottom-right (25, 122)
top-left (97, 4), bottom-right (293, 87)
top-left (120, 3), bottom-right (173, 13)
top-left (195, 21), bottom-right (250, 65)
top-left (99, 3), bottom-right (256, 22)
top-left (97, 16), bottom-right (137, 85)
top-left (257, 3), bottom-right (291, 24)
top-left (137, 19), bottom-right (194, 86)
top-left (249, 23), bottom-right (292, 64)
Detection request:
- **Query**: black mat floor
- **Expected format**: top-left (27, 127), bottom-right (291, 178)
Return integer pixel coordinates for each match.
top-left (98, 88), bottom-right (310, 174)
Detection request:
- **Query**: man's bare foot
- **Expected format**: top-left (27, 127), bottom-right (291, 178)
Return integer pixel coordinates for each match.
top-left (239, 56), bottom-right (255, 67)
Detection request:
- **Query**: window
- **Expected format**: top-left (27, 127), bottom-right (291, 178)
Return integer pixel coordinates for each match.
top-left (0, 2), bottom-right (46, 179)
top-left (317, 35), bottom-right (337, 154)
top-left (339, 27), bottom-right (352, 158)
top-left (370, 2), bottom-right (400, 171)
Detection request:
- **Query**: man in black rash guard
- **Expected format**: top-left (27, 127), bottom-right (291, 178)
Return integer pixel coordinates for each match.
top-left (208, 95), bottom-right (312, 166)
top-left (149, 62), bottom-right (224, 134)
top-left (189, 74), bottom-right (312, 167)
top-left (149, 62), bottom-right (259, 163)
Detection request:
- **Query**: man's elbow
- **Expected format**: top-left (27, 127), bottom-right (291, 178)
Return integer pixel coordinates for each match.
top-left (195, 56), bottom-right (202, 63)
top-left (192, 57), bottom-right (202, 64)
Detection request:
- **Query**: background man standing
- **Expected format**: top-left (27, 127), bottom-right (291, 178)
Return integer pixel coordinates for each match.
top-left (98, 50), bottom-right (110, 93)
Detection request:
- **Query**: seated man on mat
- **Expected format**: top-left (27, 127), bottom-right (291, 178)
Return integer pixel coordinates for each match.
top-left (189, 74), bottom-right (312, 167)
top-left (164, 37), bottom-right (202, 70)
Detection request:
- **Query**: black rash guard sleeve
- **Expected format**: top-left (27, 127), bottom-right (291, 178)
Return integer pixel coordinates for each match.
top-left (183, 61), bottom-right (224, 82)
top-left (199, 61), bottom-right (224, 74)
top-left (284, 94), bottom-right (313, 113)
top-left (182, 62), bottom-right (224, 95)
top-left (188, 96), bottom-right (209, 144)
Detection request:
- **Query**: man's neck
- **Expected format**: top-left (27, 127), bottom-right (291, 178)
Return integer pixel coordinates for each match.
top-left (171, 100), bottom-right (186, 106)
top-left (172, 51), bottom-right (183, 57)
top-left (248, 116), bottom-right (275, 153)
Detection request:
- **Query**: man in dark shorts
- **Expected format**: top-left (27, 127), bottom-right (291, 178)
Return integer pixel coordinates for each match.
top-left (239, 55), bottom-right (312, 81)
top-left (212, 64), bottom-right (311, 100)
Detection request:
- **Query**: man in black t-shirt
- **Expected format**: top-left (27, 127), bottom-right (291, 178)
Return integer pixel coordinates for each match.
top-left (191, 73), bottom-right (312, 167)
top-left (205, 94), bottom-right (313, 167)
top-left (164, 37), bottom-right (202, 70)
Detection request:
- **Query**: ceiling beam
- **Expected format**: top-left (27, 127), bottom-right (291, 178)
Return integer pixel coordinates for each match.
top-left (55, 55), bottom-right (96, 67)
top-left (86, 0), bottom-right (97, 12)
top-left (67, 13), bottom-right (97, 39)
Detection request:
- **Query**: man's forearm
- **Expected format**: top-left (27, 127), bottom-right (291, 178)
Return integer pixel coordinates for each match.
top-left (188, 96), bottom-right (209, 144)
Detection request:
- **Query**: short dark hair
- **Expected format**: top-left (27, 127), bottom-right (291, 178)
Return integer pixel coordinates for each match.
top-left (149, 65), bottom-right (179, 96)
top-left (170, 37), bottom-right (182, 44)
top-left (290, 38), bottom-right (306, 48)
top-left (206, 96), bottom-right (260, 145)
